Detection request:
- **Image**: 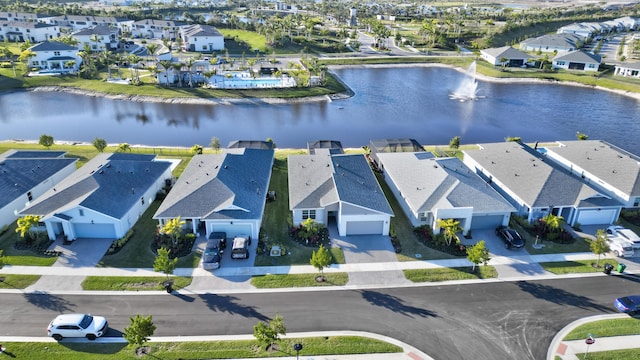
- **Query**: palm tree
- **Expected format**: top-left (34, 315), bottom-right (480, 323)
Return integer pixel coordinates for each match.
top-left (437, 218), bottom-right (462, 246)
top-left (158, 60), bottom-right (173, 86)
top-left (161, 217), bottom-right (185, 247)
top-left (100, 50), bottom-right (114, 79)
top-left (127, 54), bottom-right (142, 83)
top-left (184, 57), bottom-right (196, 87)
top-left (172, 62), bottom-right (184, 87)
top-left (18, 49), bottom-right (35, 73)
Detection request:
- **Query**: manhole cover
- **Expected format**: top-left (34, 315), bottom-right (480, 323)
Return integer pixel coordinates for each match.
top-left (415, 253), bottom-right (422, 258)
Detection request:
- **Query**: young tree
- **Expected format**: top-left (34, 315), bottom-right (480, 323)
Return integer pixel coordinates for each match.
top-left (467, 240), bottom-right (490, 272)
top-left (265, 137), bottom-right (277, 149)
top-left (590, 229), bottom-right (610, 268)
top-left (449, 136), bottom-right (460, 149)
top-left (93, 137), bottom-right (107, 152)
top-left (15, 215), bottom-right (42, 242)
top-left (118, 143), bottom-right (131, 152)
top-left (161, 216), bottom-right (185, 246)
top-left (123, 314), bottom-right (156, 348)
top-left (576, 131), bottom-right (589, 140)
top-left (437, 218), bottom-right (462, 246)
top-left (310, 244), bottom-right (332, 281)
top-left (191, 144), bottom-right (203, 155)
top-left (253, 314), bottom-right (286, 350)
top-left (153, 247), bottom-right (178, 279)
top-left (39, 134), bottom-right (54, 149)
top-left (210, 137), bottom-right (221, 153)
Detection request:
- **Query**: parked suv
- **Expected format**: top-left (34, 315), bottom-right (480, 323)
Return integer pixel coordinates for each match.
top-left (607, 237), bottom-right (635, 258)
top-left (606, 226), bottom-right (640, 250)
top-left (47, 314), bottom-right (108, 341)
top-left (202, 238), bottom-right (224, 270)
top-left (231, 235), bottom-right (251, 259)
top-left (496, 226), bottom-right (525, 249)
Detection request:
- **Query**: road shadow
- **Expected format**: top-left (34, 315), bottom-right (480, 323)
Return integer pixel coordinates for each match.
top-left (360, 290), bottom-right (437, 318)
top-left (516, 281), bottom-right (611, 311)
top-left (199, 293), bottom-right (269, 321)
top-left (23, 292), bottom-right (75, 312)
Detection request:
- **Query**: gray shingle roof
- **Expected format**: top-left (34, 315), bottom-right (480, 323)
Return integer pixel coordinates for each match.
top-left (547, 140), bottom-right (640, 198)
top-left (154, 148), bottom-right (274, 221)
top-left (463, 142), bottom-right (621, 208)
top-left (181, 24), bottom-right (222, 37)
top-left (2, 150), bottom-right (66, 159)
top-left (0, 155), bottom-right (76, 208)
top-left (288, 153), bottom-right (393, 215)
top-left (378, 152), bottom-right (515, 214)
top-left (29, 41), bottom-right (77, 52)
top-left (370, 138), bottom-right (423, 154)
top-left (481, 46), bottom-right (532, 60)
top-left (73, 24), bottom-right (116, 36)
top-left (21, 153), bottom-right (171, 219)
top-left (554, 50), bottom-right (601, 63)
top-left (521, 33), bottom-right (582, 49)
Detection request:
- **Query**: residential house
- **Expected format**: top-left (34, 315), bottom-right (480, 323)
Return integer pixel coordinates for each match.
top-left (0, 11), bottom-right (41, 23)
top-left (378, 152), bottom-right (514, 235)
top-left (72, 24), bottom-right (119, 51)
top-left (0, 21), bottom-right (60, 43)
top-left (557, 22), bottom-right (601, 38)
top-left (20, 153), bottom-right (172, 241)
top-left (154, 148), bottom-right (274, 240)
top-left (543, 140), bottom-right (640, 209)
top-left (227, 140), bottom-right (275, 150)
top-left (180, 24), bottom-right (224, 52)
top-left (462, 142), bottom-right (623, 226)
top-left (480, 46), bottom-right (533, 67)
top-left (0, 150), bottom-right (76, 228)
top-left (307, 140), bottom-right (344, 155)
top-left (133, 19), bottom-right (184, 40)
top-left (368, 138), bottom-right (424, 170)
top-left (520, 33), bottom-right (583, 54)
top-left (46, 15), bottom-right (123, 33)
top-left (552, 50), bottom-right (601, 72)
top-left (28, 41), bottom-right (82, 73)
top-left (288, 149), bottom-right (393, 236)
top-left (614, 63), bottom-right (640, 78)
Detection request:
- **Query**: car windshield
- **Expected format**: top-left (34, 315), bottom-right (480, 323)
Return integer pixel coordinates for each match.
top-left (79, 315), bottom-right (93, 329)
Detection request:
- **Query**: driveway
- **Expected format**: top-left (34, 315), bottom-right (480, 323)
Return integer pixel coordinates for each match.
top-left (329, 224), bottom-right (412, 287)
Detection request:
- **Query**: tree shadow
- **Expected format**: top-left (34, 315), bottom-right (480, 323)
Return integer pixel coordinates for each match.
top-left (360, 290), bottom-right (438, 318)
top-left (171, 291), bottom-right (195, 302)
top-left (199, 293), bottom-right (270, 321)
top-left (57, 342), bottom-right (127, 355)
top-left (22, 292), bottom-right (75, 312)
top-left (516, 281), bottom-right (611, 311)
top-left (0, 350), bottom-right (17, 358)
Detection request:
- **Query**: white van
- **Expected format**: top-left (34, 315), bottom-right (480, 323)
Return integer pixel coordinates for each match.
top-left (608, 238), bottom-right (635, 258)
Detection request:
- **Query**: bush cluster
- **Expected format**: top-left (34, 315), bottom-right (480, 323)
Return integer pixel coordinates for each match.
top-left (106, 229), bottom-right (135, 255)
top-left (151, 232), bottom-right (196, 258)
top-left (14, 237), bottom-right (53, 253)
top-left (413, 225), bottom-right (467, 257)
top-left (289, 225), bottom-right (330, 247)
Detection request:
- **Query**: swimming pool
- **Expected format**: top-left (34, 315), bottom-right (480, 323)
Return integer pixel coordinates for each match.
top-left (207, 73), bottom-right (296, 89)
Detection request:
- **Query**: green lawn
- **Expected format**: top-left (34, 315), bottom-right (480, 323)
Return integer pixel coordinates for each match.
top-left (0, 274), bottom-right (41, 289)
top-left (250, 273), bottom-right (349, 288)
top-left (564, 318), bottom-right (640, 340)
top-left (82, 276), bottom-right (192, 291)
top-left (404, 266), bottom-right (498, 282)
top-left (539, 259), bottom-right (620, 275)
top-left (0, 222), bottom-right (59, 266)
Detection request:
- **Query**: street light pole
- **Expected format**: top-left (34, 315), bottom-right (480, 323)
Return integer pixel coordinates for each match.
top-left (294, 343), bottom-right (303, 360)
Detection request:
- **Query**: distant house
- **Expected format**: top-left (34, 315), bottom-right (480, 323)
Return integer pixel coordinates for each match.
top-left (179, 24), bottom-right (224, 52)
top-left (557, 22), bottom-right (600, 38)
top-left (480, 46), bottom-right (533, 67)
top-left (614, 63), bottom-right (640, 78)
top-left (368, 138), bottom-right (424, 170)
top-left (133, 19), bottom-right (184, 39)
top-left (543, 140), bottom-right (640, 209)
top-left (378, 152), bottom-right (515, 235)
top-left (227, 140), bottom-right (275, 150)
top-left (154, 148), bottom-right (274, 240)
top-left (288, 149), bottom-right (393, 236)
top-left (0, 150), bottom-right (76, 228)
top-left (520, 33), bottom-right (583, 53)
top-left (72, 24), bottom-right (119, 51)
top-left (28, 41), bottom-right (82, 73)
top-left (552, 50), bottom-right (601, 72)
top-left (0, 21), bottom-right (60, 43)
top-left (20, 153), bottom-right (172, 241)
top-left (307, 140), bottom-right (344, 155)
top-left (463, 142), bottom-right (623, 226)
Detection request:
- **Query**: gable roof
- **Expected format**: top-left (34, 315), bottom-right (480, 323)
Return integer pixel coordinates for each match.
top-left (181, 23), bottom-right (222, 37)
top-left (1, 150), bottom-right (66, 159)
top-left (29, 41), bottom-right (77, 52)
top-left (73, 24), bottom-right (117, 36)
top-left (227, 140), bottom-right (274, 149)
top-left (521, 33), bottom-right (582, 49)
top-left (0, 152), bottom-right (76, 208)
top-left (153, 148), bottom-right (274, 221)
top-left (481, 46), bottom-right (532, 60)
top-left (554, 50), bottom-right (601, 63)
top-left (547, 140), bottom-right (640, 198)
top-left (288, 153), bottom-right (393, 215)
top-left (378, 152), bottom-right (515, 214)
top-left (463, 142), bottom-right (621, 209)
top-left (21, 153), bottom-right (170, 219)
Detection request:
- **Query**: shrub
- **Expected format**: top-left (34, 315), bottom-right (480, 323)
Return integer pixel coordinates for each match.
top-left (106, 229), bottom-right (135, 255)
top-left (413, 225), bottom-right (466, 256)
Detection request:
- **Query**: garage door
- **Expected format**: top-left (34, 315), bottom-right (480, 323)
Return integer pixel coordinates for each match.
top-left (345, 221), bottom-right (383, 235)
top-left (576, 209), bottom-right (617, 225)
top-left (74, 223), bottom-right (116, 239)
top-left (471, 215), bottom-right (505, 230)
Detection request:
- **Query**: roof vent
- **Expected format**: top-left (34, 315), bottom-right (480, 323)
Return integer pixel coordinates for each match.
top-left (99, 170), bottom-right (104, 174)
top-left (224, 165), bottom-right (228, 169)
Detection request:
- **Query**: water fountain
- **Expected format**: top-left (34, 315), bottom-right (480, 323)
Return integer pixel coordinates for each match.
top-left (450, 61), bottom-right (481, 101)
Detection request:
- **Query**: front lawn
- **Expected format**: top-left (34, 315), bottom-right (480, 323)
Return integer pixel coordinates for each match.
top-left (539, 259), bottom-right (620, 274)
top-left (0, 274), bottom-right (41, 289)
top-left (0, 223), bottom-right (59, 266)
top-left (82, 276), bottom-right (192, 291)
top-left (404, 266), bottom-right (498, 282)
top-left (250, 273), bottom-right (349, 288)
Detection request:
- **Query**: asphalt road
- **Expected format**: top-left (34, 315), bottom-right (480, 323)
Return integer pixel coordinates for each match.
top-left (3, 274), bottom-right (640, 360)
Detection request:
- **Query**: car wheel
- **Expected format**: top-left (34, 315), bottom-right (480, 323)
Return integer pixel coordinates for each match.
top-left (614, 250), bottom-right (620, 257)
top-left (86, 334), bottom-right (97, 341)
top-left (52, 334), bottom-right (63, 341)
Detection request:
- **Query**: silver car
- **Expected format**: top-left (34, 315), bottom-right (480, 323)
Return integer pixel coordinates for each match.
top-left (47, 314), bottom-right (108, 341)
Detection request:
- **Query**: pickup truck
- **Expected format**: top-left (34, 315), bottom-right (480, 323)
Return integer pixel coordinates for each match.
top-left (606, 226), bottom-right (640, 250)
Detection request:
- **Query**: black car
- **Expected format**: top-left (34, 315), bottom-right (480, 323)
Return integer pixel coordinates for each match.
top-left (496, 226), bottom-right (525, 249)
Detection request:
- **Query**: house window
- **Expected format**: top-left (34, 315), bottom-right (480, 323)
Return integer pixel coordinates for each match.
top-left (302, 210), bottom-right (316, 220)
top-left (27, 191), bottom-right (33, 201)
top-left (557, 61), bottom-right (565, 66)
top-left (79, 209), bottom-right (84, 216)
top-left (54, 51), bottom-right (60, 56)
top-left (634, 197), bottom-right (640, 207)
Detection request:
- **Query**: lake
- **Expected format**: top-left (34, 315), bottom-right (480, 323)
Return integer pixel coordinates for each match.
top-left (1, 66), bottom-right (640, 154)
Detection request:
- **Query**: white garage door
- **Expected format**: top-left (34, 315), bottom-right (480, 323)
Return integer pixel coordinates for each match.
top-left (74, 223), bottom-right (117, 239)
top-left (470, 215), bottom-right (505, 230)
top-left (576, 209), bottom-right (617, 225)
top-left (345, 221), bottom-right (384, 235)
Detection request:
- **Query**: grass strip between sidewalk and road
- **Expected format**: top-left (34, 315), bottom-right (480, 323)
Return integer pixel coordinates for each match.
top-left (251, 273), bottom-right (349, 288)
top-left (0, 336), bottom-right (402, 359)
top-left (0, 274), bottom-right (41, 289)
top-left (539, 259), bottom-right (622, 275)
top-left (564, 318), bottom-right (640, 340)
top-left (404, 266), bottom-right (498, 282)
top-left (81, 276), bottom-right (192, 291)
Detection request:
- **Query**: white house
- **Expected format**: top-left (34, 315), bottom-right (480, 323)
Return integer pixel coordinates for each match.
top-left (614, 63), bottom-right (640, 78)
top-left (133, 19), bottom-right (184, 39)
top-left (288, 149), bottom-right (393, 236)
top-left (520, 33), bottom-right (583, 53)
top-left (552, 50), bottom-right (601, 72)
top-left (0, 21), bottom-right (60, 43)
top-left (28, 41), bottom-right (82, 73)
top-left (480, 46), bottom-right (533, 67)
top-left (179, 24), bottom-right (224, 52)
top-left (377, 152), bottom-right (514, 236)
top-left (20, 153), bottom-right (172, 241)
top-left (72, 24), bottom-right (119, 51)
top-left (154, 147), bottom-right (274, 241)
top-left (0, 150), bottom-right (77, 229)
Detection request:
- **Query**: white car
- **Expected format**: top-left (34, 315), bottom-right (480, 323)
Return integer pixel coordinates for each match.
top-left (608, 237), bottom-right (635, 258)
top-left (607, 226), bottom-right (640, 250)
top-left (47, 314), bottom-right (108, 341)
